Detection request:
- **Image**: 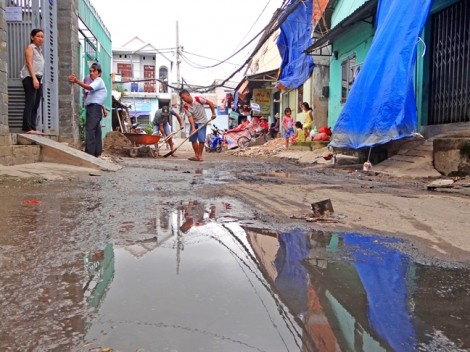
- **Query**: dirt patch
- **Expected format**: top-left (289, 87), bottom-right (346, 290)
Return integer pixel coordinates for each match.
top-left (103, 131), bottom-right (131, 156)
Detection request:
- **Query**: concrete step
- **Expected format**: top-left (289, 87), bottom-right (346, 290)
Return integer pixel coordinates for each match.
top-left (374, 138), bottom-right (441, 178)
top-left (17, 134), bottom-right (120, 172)
top-left (14, 133), bottom-right (59, 144)
top-left (0, 145), bottom-right (41, 166)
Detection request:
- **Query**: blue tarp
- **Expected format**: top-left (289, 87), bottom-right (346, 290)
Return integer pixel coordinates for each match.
top-left (343, 234), bottom-right (416, 351)
top-left (276, 0), bottom-right (315, 89)
top-left (274, 230), bottom-right (311, 315)
top-left (329, 0), bottom-right (433, 149)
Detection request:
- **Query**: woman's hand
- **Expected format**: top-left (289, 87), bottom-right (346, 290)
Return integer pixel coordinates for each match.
top-left (32, 77), bottom-right (40, 90)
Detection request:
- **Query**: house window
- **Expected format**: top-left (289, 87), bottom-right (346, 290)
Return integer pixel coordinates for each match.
top-left (144, 65), bottom-right (155, 92)
top-left (117, 63), bottom-right (132, 80)
top-left (341, 55), bottom-right (356, 103)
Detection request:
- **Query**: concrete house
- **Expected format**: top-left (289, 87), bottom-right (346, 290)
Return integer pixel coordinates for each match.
top-left (306, 0), bottom-right (470, 174)
top-left (112, 36), bottom-right (174, 126)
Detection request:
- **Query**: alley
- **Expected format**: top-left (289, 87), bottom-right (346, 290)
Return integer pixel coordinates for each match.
top-left (0, 152), bottom-right (469, 351)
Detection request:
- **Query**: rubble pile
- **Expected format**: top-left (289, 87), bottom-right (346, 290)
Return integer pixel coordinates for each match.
top-left (226, 138), bottom-right (286, 157)
top-left (103, 131), bottom-right (131, 156)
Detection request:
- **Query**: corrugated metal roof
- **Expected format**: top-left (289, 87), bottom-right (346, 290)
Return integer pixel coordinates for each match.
top-left (305, 0), bottom-right (378, 53)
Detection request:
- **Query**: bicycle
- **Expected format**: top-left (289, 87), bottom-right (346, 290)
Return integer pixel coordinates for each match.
top-left (237, 128), bottom-right (268, 149)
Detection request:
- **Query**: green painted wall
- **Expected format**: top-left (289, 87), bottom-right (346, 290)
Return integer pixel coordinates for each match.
top-left (78, 0), bottom-right (112, 136)
top-left (331, 0), bottom-right (368, 28)
top-left (328, 21), bottom-right (375, 127)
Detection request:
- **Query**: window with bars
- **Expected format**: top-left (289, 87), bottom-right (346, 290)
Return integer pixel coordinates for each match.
top-left (341, 54), bottom-right (357, 103)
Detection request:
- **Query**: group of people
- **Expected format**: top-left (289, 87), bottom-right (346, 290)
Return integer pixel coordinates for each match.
top-left (281, 102), bottom-right (315, 149)
top-left (24, 28), bottom-right (216, 161)
top-left (22, 28), bottom-right (318, 160)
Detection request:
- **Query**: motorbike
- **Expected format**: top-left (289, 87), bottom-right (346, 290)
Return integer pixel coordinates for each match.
top-left (205, 126), bottom-right (223, 153)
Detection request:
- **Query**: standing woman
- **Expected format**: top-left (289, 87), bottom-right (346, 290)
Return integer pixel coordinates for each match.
top-left (20, 29), bottom-right (45, 135)
top-left (301, 102), bottom-right (313, 138)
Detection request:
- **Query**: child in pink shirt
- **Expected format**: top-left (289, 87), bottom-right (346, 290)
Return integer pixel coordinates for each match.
top-left (282, 107), bottom-right (294, 149)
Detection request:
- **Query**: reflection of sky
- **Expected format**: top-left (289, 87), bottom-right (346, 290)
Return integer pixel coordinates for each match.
top-left (85, 222), bottom-right (304, 352)
top-left (342, 234), bottom-right (416, 352)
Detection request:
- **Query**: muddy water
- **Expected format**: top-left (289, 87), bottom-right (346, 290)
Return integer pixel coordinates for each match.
top-left (0, 161), bottom-right (469, 351)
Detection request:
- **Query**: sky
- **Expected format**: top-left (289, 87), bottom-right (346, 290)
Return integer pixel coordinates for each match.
top-left (88, 0), bottom-right (283, 87)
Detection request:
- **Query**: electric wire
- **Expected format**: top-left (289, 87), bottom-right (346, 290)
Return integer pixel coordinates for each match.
top-left (113, 0), bottom-right (306, 93)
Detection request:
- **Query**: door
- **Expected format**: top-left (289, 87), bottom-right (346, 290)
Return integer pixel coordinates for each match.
top-left (429, 0), bottom-right (470, 125)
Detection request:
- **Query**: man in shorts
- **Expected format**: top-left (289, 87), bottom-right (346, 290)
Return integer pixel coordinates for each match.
top-left (179, 89), bottom-right (216, 161)
top-left (152, 105), bottom-right (183, 156)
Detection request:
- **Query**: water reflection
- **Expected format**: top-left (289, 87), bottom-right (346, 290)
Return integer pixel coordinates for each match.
top-left (249, 230), bottom-right (469, 352)
top-left (83, 206), bottom-right (469, 351)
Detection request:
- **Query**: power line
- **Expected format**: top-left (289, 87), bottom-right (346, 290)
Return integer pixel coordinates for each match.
top-left (196, 0), bottom-right (306, 92)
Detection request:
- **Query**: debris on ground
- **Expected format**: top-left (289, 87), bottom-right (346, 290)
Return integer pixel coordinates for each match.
top-left (226, 138), bottom-right (286, 157)
top-left (426, 179), bottom-right (455, 190)
top-left (103, 131), bottom-right (131, 156)
top-left (311, 199), bottom-right (334, 217)
top-left (291, 198), bottom-right (345, 223)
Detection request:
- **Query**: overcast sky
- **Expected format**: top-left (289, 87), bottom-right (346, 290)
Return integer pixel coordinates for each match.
top-left (89, 0), bottom-right (282, 87)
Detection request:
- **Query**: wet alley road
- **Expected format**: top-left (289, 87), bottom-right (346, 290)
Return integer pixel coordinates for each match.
top-left (0, 154), bottom-right (469, 351)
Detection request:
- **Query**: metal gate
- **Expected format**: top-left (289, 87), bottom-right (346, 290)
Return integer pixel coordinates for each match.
top-left (429, 0), bottom-right (470, 125)
top-left (6, 0), bottom-right (58, 134)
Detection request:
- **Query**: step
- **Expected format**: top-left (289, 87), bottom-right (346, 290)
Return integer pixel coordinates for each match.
top-left (0, 145), bottom-right (41, 166)
top-left (17, 134), bottom-right (121, 172)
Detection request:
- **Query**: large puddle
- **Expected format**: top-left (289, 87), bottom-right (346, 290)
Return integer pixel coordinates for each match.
top-left (83, 201), bottom-right (470, 352)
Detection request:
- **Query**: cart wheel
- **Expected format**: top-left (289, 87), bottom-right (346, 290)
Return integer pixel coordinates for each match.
top-left (129, 148), bottom-right (139, 157)
top-left (237, 136), bottom-right (250, 149)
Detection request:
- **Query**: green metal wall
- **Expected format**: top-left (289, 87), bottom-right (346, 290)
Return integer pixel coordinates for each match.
top-left (77, 0), bottom-right (112, 136)
top-left (328, 21), bottom-right (375, 127)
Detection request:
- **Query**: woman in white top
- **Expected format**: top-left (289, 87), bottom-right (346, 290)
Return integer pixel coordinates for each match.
top-left (20, 28), bottom-right (45, 134)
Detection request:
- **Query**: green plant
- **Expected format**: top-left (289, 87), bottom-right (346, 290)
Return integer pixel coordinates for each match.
top-left (79, 107), bottom-right (86, 143)
top-left (143, 124), bottom-right (153, 135)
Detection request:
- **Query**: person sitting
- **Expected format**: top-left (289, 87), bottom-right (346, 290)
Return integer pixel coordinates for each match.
top-left (259, 116), bottom-right (269, 133)
top-left (226, 118), bottom-right (249, 133)
top-left (291, 121), bottom-right (306, 143)
top-left (269, 113), bottom-right (280, 138)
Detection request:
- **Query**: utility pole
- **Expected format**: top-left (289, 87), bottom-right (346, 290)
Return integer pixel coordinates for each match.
top-left (176, 21), bottom-right (182, 89)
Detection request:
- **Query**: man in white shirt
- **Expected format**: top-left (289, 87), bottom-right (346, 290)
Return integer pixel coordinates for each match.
top-left (69, 63), bottom-right (108, 157)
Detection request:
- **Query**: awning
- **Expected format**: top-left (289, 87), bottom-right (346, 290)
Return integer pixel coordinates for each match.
top-left (235, 69), bottom-right (279, 101)
top-left (128, 110), bottom-right (150, 118)
top-left (236, 79), bottom-right (250, 101)
top-left (305, 0), bottom-right (378, 53)
top-left (246, 69), bottom-right (279, 83)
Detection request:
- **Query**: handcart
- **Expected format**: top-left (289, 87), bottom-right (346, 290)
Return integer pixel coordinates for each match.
top-left (123, 133), bottom-right (161, 157)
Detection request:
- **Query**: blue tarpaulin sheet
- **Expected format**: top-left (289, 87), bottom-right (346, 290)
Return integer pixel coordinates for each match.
top-left (276, 0), bottom-right (314, 89)
top-left (343, 234), bottom-right (416, 351)
top-left (274, 230), bottom-right (311, 315)
top-left (329, 0), bottom-right (433, 149)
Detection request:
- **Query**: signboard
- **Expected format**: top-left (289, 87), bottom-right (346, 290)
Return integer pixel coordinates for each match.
top-left (252, 89), bottom-right (271, 115)
top-left (229, 111), bottom-right (239, 119)
top-left (250, 103), bottom-right (261, 111)
top-left (6, 7), bottom-right (22, 22)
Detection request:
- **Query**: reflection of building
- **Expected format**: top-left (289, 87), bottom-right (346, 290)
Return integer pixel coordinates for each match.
top-left (84, 243), bottom-right (115, 312)
top-left (248, 229), bottom-right (433, 351)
